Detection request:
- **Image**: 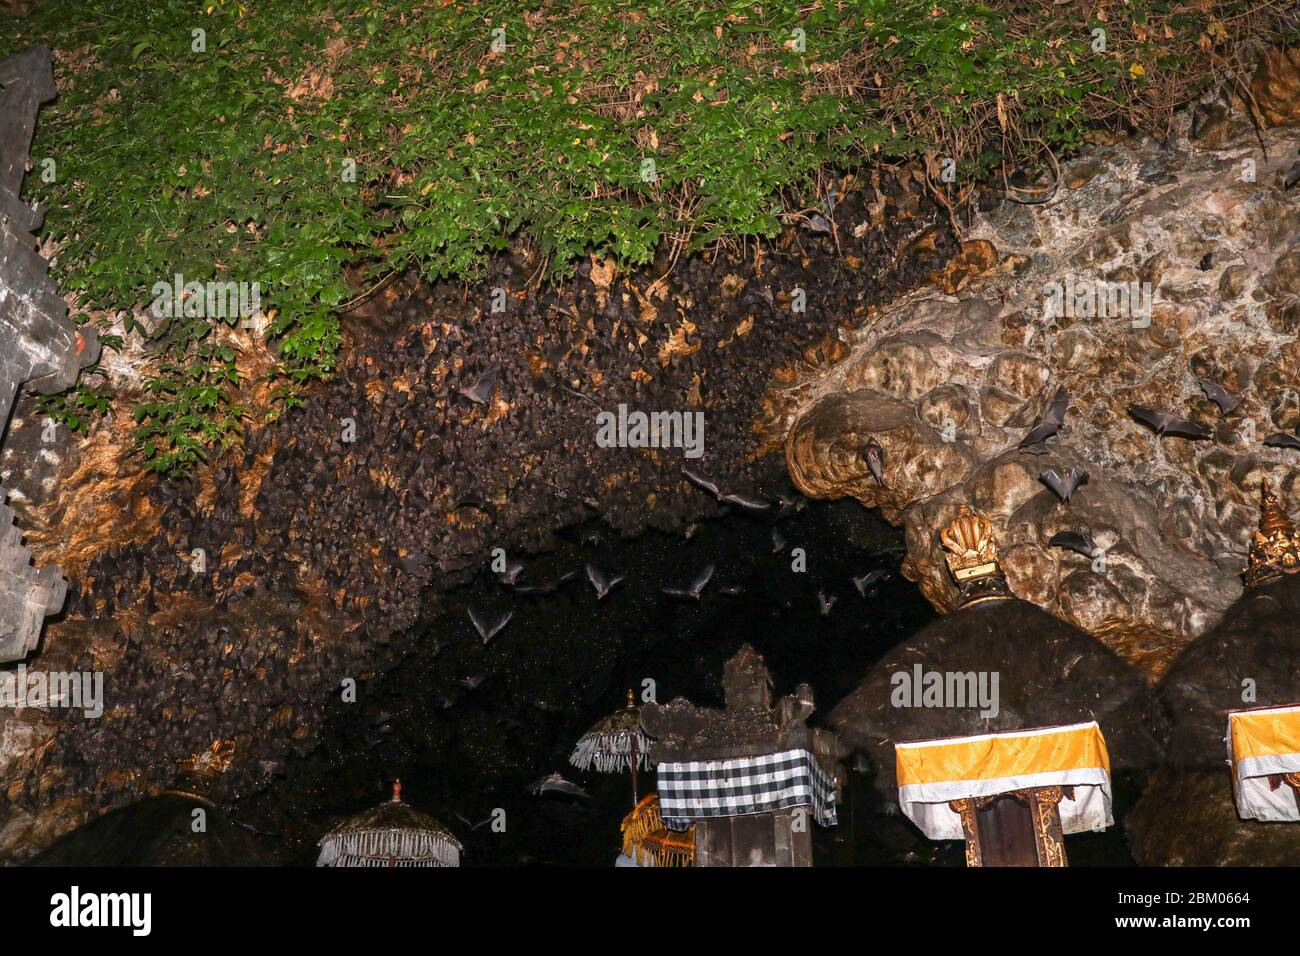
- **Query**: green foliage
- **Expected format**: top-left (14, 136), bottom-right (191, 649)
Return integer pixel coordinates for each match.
top-left (0, 0), bottom-right (1280, 474)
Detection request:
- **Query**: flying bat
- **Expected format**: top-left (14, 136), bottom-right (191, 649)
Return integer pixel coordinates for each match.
top-left (682, 468), bottom-right (721, 499)
top-left (1264, 432), bottom-right (1300, 450)
top-left (772, 527), bottom-right (787, 553)
top-left (585, 563), bottom-right (625, 600)
top-left (1020, 387), bottom-right (1069, 448)
top-left (1019, 441), bottom-right (1050, 456)
top-left (467, 606), bottom-right (512, 644)
top-left (453, 811), bottom-right (496, 831)
top-left (455, 674), bottom-right (489, 690)
top-left (528, 772), bottom-right (590, 799)
top-left (662, 564), bottom-right (715, 600)
top-left (852, 569), bottom-right (890, 596)
top-left (1128, 404), bottom-right (1213, 440)
top-left (1198, 378), bottom-right (1243, 416)
top-left (817, 591), bottom-right (838, 617)
top-left (457, 364), bottom-right (500, 404)
top-left (1048, 530), bottom-right (1097, 559)
top-left (1040, 467), bottom-right (1089, 504)
top-left (865, 439), bottom-right (886, 486)
top-left (721, 492), bottom-right (771, 512)
top-left (496, 557), bottom-right (525, 586)
top-left (515, 571), bottom-right (577, 596)
top-left (681, 468), bottom-right (770, 512)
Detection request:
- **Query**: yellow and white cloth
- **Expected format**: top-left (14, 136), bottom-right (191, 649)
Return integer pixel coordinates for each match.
top-left (1228, 704), bottom-right (1300, 822)
top-left (895, 721), bottom-right (1113, 840)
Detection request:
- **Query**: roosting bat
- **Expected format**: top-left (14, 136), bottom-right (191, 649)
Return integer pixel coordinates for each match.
top-left (457, 364), bottom-right (500, 404)
top-left (1128, 404), bottom-right (1212, 440)
top-left (1048, 530), bottom-right (1097, 559)
top-left (662, 564), bottom-right (715, 600)
top-left (1198, 378), bottom-right (1243, 416)
top-left (1040, 467), bottom-right (1089, 504)
top-left (1020, 387), bottom-right (1069, 448)
top-left (865, 439), bottom-right (886, 486)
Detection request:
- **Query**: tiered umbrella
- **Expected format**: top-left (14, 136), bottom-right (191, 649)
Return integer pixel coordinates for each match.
top-left (619, 793), bottom-right (695, 867)
top-left (569, 690), bottom-right (651, 805)
top-left (317, 780), bottom-right (463, 867)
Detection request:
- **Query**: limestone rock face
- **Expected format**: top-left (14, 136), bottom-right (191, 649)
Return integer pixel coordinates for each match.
top-left (773, 113), bottom-right (1300, 677)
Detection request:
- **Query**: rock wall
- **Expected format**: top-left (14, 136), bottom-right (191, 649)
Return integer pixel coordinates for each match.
top-left (0, 46), bottom-right (99, 662)
top-left (772, 84), bottom-right (1300, 677)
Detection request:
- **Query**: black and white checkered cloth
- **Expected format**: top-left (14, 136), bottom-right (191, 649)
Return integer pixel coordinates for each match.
top-left (657, 748), bottom-right (838, 831)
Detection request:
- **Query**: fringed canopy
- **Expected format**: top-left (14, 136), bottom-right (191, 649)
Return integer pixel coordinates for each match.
top-left (620, 794), bottom-right (694, 867)
top-left (570, 693), bottom-right (650, 773)
top-left (317, 784), bottom-right (463, 867)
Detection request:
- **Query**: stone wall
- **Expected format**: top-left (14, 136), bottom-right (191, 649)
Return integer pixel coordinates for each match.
top-left (0, 46), bottom-right (99, 662)
top-left (769, 67), bottom-right (1300, 678)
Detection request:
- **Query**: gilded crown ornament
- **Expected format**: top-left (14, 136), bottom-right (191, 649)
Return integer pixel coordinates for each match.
top-left (178, 739), bottom-right (236, 779)
top-left (939, 505), bottom-right (1013, 608)
top-left (1244, 481), bottom-right (1300, 589)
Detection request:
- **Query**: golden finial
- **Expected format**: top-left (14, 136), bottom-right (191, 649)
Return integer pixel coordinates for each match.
top-left (940, 506), bottom-right (1001, 583)
top-left (178, 739), bottom-right (235, 779)
top-left (627, 689), bottom-right (635, 709)
top-left (939, 505), bottom-right (1013, 608)
top-left (1245, 480), bottom-right (1300, 589)
top-left (392, 779), bottom-right (402, 803)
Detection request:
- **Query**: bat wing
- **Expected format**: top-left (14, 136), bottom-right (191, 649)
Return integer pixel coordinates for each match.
top-left (1166, 417), bottom-right (1212, 440)
top-left (691, 564), bottom-right (715, 594)
top-left (682, 468), bottom-right (720, 499)
top-left (721, 493), bottom-right (771, 511)
top-left (487, 611), bottom-right (512, 641)
top-left (1039, 469), bottom-right (1067, 500)
top-left (467, 607), bottom-right (489, 641)
top-left (1198, 378), bottom-right (1240, 414)
top-left (1264, 432), bottom-right (1300, 450)
top-left (1040, 386), bottom-right (1068, 430)
top-left (1128, 404), bottom-right (1171, 433)
top-left (1048, 530), bottom-right (1095, 558)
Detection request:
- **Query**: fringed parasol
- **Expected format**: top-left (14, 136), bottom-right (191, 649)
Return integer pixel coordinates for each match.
top-left (317, 780), bottom-right (463, 868)
top-left (620, 794), bottom-right (694, 868)
top-left (570, 690), bottom-right (651, 805)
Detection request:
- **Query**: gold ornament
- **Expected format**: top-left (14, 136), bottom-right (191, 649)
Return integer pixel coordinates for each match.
top-left (1244, 481), bottom-right (1300, 589)
top-left (940, 505), bottom-right (1002, 582)
top-left (178, 739), bottom-right (235, 779)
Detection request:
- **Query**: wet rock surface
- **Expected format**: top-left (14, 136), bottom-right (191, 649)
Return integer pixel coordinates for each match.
top-left (772, 107), bottom-right (1300, 678)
